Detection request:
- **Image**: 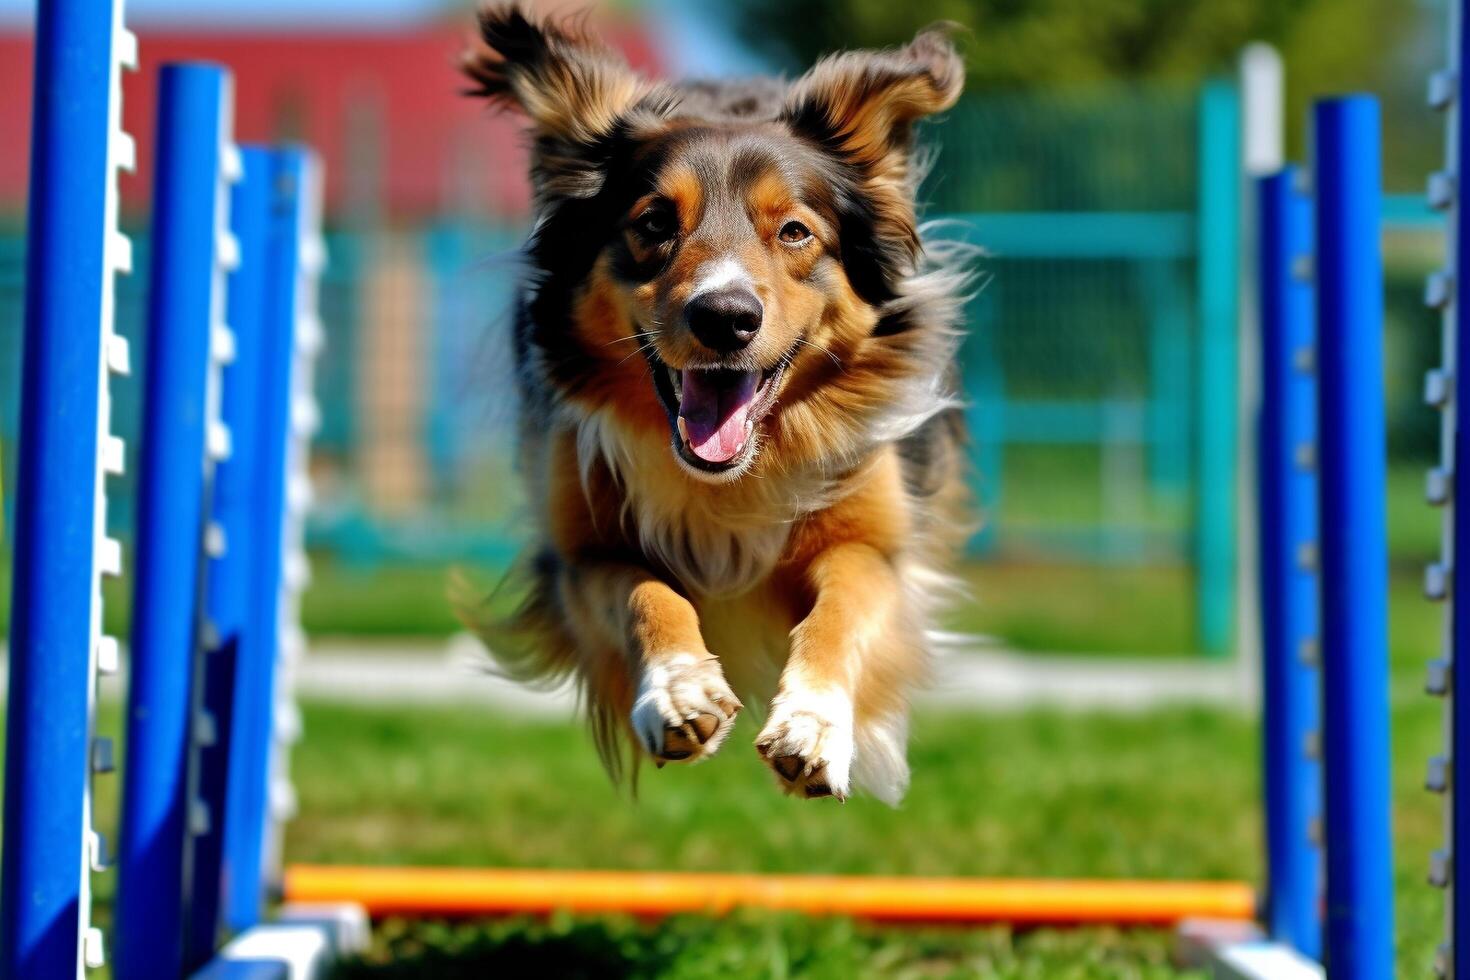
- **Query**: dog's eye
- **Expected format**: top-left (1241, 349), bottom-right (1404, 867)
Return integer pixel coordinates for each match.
top-left (633, 208), bottom-right (675, 242)
top-left (778, 220), bottom-right (812, 244)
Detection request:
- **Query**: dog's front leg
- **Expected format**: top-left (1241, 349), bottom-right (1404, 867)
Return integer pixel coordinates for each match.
top-left (560, 560), bottom-right (741, 764)
top-left (757, 542), bottom-right (915, 802)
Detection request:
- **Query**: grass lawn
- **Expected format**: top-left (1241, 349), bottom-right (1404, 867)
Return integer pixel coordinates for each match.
top-left (271, 577), bottom-right (1446, 977)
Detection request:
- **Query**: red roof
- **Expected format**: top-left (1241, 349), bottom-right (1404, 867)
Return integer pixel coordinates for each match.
top-left (0, 21), bottom-right (662, 221)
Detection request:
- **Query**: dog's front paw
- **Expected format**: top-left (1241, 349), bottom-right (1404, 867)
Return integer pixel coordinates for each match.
top-left (632, 653), bottom-right (741, 764)
top-left (756, 687), bottom-right (854, 801)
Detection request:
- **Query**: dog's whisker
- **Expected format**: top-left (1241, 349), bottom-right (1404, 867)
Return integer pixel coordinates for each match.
top-left (603, 329), bottom-right (663, 348)
top-left (793, 337), bottom-right (843, 371)
top-left (614, 340), bottom-right (662, 369)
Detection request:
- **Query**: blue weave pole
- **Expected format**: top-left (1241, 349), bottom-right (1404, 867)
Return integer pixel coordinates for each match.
top-left (1256, 167), bottom-right (1322, 962)
top-left (115, 62), bottom-right (237, 980)
top-left (1, 0), bottom-right (134, 976)
top-left (1450, 0), bottom-right (1470, 969)
top-left (1312, 96), bottom-right (1395, 980)
top-left (222, 147), bottom-right (311, 932)
top-left (183, 146), bottom-right (273, 970)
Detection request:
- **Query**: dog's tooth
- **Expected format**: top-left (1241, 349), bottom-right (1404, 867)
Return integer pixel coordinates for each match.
top-left (677, 416), bottom-right (689, 443)
top-left (744, 420), bottom-right (754, 437)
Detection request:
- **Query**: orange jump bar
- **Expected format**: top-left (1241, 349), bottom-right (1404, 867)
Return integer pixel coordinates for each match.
top-left (284, 865), bottom-right (1257, 927)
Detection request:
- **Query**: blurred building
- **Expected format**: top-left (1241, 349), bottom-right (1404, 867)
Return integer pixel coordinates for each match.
top-left (0, 19), bottom-right (665, 221)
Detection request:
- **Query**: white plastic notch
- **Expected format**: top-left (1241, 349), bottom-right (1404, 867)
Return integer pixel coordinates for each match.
top-left (204, 521), bottom-right (227, 558)
top-left (1426, 270), bottom-right (1453, 310)
top-left (292, 397), bottom-right (322, 437)
top-left (1426, 368), bottom-right (1452, 408)
top-left (116, 27), bottom-right (139, 70)
top-left (194, 709), bottom-right (218, 748)
top-left (1435, 942), bottom-right (1450, 980)
top-left (211, 325), bottom-right (238, 364)
top-left (1427, 467), bottom-right (1452, 506)
top-left (108, 231), bottom-right (134, 275)
top-left (280, 624), bottom-right (307, 662)
top-left (1307, 816), bottom-right (1323, 846)
top-left (1295, 542), bottom-right (1318, 573)
top-left (106, 334), bottom-right (131, 376)
top-left (1291, 345), bottom-right (1314, 374)
top-left (1297, 637), bottom-right (1320, 668)
top-left (1430, 848), bottom-right (1452, 888)
top-left (1425, 562), bottom-right (1450, 601)
top-left (113, 130), bottom-right (136, 174)
top-left (285, 551), bottom-right (311, 590)
top-left (98, 537), bottom-right (123, 578)
top-left (91, 737), bottom-right (115, 775)
top-left (189, 799), bottom-right (212, 837)
top-left (301, 235), bottom-right (328, 275)
top-left (207, 420), bottom-right (232, 461)
top-left (96, 635), bottom-right (120, 676)
top-left (1290, 254), bottom-right (1313, 283)
top-left (276, 701), bottom-right (303, 744)
top-left (1427, 755), bottom-right (1449, 793)
top-left (270, 780), bottom-right (300, 821)
top-left (297, 315), bottom-right (326, 356)
top-left (1427, 657), bottom-right (1452, 696)
top-left (1429, 68), bottom-right (1457, 110)
top-left (87, 828), bottom-right (110, 873)
top-left (217, 231), bottom-right (241, 272)
top-left (102, 435), bottom-right (126, 477)
top-left (1428, 171), bottom-right (1456, 211)
top-left (288, 475), bottom-right (314, 512)
top-left (221, 143), bottom-right (244, 183)
top-left (199, 619), bottom-right (221, 653)
top-left (83, 926), bottom-right (106, 970)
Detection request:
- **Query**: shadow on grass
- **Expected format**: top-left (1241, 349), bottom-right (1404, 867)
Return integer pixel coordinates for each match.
top-left (333, 918), bottom-right (660, 980)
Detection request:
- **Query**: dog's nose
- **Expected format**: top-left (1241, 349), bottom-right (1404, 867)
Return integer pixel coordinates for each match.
top-left (685, 288), bottom-right (763, 353)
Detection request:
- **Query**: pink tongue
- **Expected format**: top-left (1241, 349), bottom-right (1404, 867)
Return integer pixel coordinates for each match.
top-left (679, 369), bottom-right (759, 464)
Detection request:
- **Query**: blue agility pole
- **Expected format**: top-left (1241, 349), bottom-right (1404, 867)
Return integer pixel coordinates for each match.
top-left (1, 0), bottom-right (135, 976)
top-left (1256, 167), bottom-right (1322, 962)
top-left (184, 146), bottom-right (273, 970)
top-left (223, 147), bottom-right (313, 932)
top-left (1447, 0), bottom-right (1470, 970)
top-left (1312, 96), bottom-right (1395, 980)
top-left (115, 62), bottom-right (238, 980)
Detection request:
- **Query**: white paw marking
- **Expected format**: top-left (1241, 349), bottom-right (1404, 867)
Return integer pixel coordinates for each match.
top-left (631, 652), bottom-right (741, 763)
top-left (756, 686), bottom-right (854, 800)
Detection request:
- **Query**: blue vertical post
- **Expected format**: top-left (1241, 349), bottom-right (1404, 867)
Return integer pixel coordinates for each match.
top-left (115, 63), bottom-right (234, 980)
top-left (1256, 168), bottom-right (1322, 961)
top-left (1196, 81), bottom-right (1242, 657)
top-left (1313, 96), bottom-right (1394, 980)
top-left (1450, 1), bottom-right (1470, 968)
top-left (183, 146), bottom-right (273, 969)
top-left (2, 1), bottom-right (133, 977)
top-left (222, 147), bottom-right (307, 931)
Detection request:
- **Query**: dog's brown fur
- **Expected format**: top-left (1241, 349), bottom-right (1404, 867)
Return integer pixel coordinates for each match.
top-left (459, 3), bottom-right (973, 803)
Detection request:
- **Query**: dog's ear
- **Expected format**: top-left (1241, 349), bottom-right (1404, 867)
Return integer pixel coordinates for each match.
top-left (782, 28), bottom-right (963, 303)
top-left (463, 4), bottom-right (670, 197)
top-left (783, 27), bottom-right (963, 176)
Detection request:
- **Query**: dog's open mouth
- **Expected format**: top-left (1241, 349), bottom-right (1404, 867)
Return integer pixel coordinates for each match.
top-left (643, 348), bottom-right (788, 472)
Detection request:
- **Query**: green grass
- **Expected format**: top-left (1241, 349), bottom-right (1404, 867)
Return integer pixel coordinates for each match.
top-left (298, 705), bottom-right (1249, 978)
top-left (952, 562), bottom-right (1197, 655)
top-left (282, 574), bottom-right (1447, 976)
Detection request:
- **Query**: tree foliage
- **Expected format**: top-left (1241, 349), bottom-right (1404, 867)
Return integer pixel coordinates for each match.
top-left (729, 0), bottom-right (1431, 184)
